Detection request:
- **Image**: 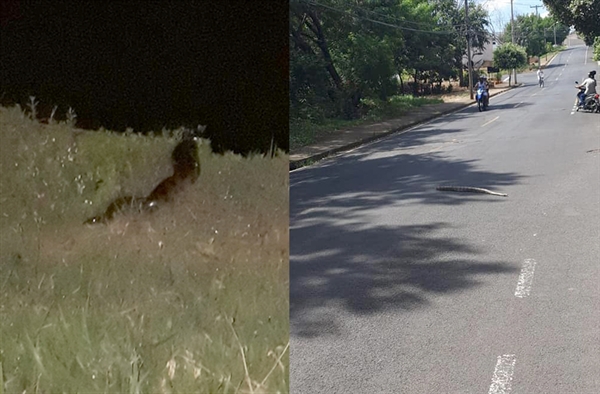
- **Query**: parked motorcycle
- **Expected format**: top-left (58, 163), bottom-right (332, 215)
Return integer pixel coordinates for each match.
top-left (575, 81), bottom-right (600, 113)
top-left (476, 87), bottom-right (489, 111)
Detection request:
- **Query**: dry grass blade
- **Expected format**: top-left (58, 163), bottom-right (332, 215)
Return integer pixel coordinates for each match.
top-left (227, 316), bottom-right (254, 394)
top-left (258, 342), bottom-right (289, 390)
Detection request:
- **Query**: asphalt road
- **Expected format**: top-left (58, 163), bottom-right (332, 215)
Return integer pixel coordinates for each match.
top-left (290, 44), bottom-right (600, 393)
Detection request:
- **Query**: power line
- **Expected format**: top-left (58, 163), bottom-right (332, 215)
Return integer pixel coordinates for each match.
top-left (301, 0), bottom-right (457, 35)
top-left (479, 0), bottom-right (545, 6)
top-left (344, 2), bottom-right (463, 29)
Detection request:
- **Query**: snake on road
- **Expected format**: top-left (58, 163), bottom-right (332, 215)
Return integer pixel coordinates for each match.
top-left (436, 186), bottom-right (508, 197)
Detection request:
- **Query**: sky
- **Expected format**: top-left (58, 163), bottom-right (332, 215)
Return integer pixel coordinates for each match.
top-left (475, 0), bottom-right (550, 34)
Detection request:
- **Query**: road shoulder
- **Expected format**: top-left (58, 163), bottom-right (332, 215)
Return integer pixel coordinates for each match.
top-left (290, 84), bottom-right (517, 170)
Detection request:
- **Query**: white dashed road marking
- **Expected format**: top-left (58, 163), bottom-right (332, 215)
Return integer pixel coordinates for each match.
top-left (571, 100), bottom-right (580, 115)
top-left (481, 116), bottom-right (499, 127)
top-left (515, 258), bottom-right (537, 298)
top-left (488, 355), bottom-right (517, 394)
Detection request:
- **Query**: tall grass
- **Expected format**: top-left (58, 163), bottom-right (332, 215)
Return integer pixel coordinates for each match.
top-left (0, 104), bottom-right (289, 393)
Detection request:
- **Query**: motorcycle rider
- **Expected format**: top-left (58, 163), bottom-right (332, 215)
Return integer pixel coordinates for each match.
top-left (576, 70), bottom-right (596, 107)
top-left (475, 76), bottom-right (489, 106)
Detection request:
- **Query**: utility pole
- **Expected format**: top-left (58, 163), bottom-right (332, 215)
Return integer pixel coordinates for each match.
top-left (530, 5), bottom-right (542, 16)
top-left (511, 0), bottom-right (517, 84)
top-left (465, 0), bottom-right (473, 99)
top-left (554, 23), bottom-right (557, 45)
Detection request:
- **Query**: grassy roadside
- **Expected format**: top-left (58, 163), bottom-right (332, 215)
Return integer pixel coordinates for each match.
top-left (0, 105), bottom-right (289, 393)
top-left (290, 94), bottom-right (443, 151)
top-left (540, 45), bottom-right (566, 62)
top-left (516, 46), bottom-right (567, 73)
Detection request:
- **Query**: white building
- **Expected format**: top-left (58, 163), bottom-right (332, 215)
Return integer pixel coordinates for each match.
top-left (463, 37), bottom-right (500, 70)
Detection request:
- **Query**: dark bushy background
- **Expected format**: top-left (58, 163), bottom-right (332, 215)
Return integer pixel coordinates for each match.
top-left (0, 0), bottom-right (288, 154)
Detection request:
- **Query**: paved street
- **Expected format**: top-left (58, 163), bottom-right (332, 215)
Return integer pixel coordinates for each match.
top-left (290, 43), bottom-right (600, 393)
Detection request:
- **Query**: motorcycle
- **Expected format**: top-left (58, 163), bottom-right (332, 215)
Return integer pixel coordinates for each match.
top-left (476, 86), bottom-right (489, 111)
top-left (575, 81), bottom-right (600, 113)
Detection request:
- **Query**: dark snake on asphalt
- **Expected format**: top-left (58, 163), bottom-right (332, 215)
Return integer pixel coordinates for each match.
top-left (436, 186), bottom-right (508, 197)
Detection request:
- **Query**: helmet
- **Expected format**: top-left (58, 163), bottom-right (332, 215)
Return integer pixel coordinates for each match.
top-left (590, 70), bottom-right (596, 78)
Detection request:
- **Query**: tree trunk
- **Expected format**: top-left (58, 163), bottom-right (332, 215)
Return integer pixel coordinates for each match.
top-left (399, 74), bottom-right (404, 94)
top-left (305, 10), bottom-right (343, 91)
top-left (413, 71), bottom-right (419, 96)
top-left (291, 9), bottom-right (343, 92)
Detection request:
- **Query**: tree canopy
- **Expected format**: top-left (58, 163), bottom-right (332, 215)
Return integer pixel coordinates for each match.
top-left (502, 14), bottom-right (569, 57)
top-left (542, 0), bottom-right (600, 44)
top-left (493, 43), bottom-right (527, 85)
top-left (290, 0), bottom-right (492, 121)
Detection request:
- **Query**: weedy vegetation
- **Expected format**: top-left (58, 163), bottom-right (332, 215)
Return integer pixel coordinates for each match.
top-left (290, 94), bottom-right (443, 151)
top-left (0, 102), bottom-right (289, 393)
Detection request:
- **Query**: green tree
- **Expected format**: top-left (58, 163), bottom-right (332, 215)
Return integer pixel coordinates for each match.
top-left (289, 0), bottom-right (489, 122)
top-left (290, 0), bottom-right (347, 119)
top-left (541, 18), bottom-right (570, 47)
top-left (493, 43), bottom-right (527, 86)
top-left (503, 15), bottom-right (569, 58)
top-left (542, 0), bottom-right (600, 44)
top-left (396, 0), bottom-right (452, 94)
top-left (435, 0), bottom-right (491, 87)
top-left (290, 0), bottom-right (458, 118)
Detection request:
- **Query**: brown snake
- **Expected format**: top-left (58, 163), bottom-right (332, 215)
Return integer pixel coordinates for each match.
top-left (84, 127), bottom-right (204, 224)
top-left (436, 186), bottom-right (508, 197)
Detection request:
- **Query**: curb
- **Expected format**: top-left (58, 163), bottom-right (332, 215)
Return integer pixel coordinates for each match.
top-left (290, 85), bottom-right (519, 171)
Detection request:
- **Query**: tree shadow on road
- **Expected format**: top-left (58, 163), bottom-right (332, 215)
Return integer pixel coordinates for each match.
top-left (291, 130), bottom-right (526, 337)
top-left (291, 222), bottom-right (518, 337)
top-left (291, 142), bottom-right (524, 219)
top-left (482, 102), bottom-right (533, 110)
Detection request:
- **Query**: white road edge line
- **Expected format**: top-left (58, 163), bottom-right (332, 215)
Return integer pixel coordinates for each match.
top-left (488, 355), bottom-right (517, 394)
top-left (515, 258), bottom-right (537, 298)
